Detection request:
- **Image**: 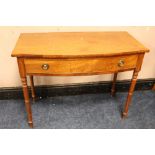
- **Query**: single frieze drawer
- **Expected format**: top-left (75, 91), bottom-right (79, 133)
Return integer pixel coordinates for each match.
top-left (24, 54), bottom-right (138, 75)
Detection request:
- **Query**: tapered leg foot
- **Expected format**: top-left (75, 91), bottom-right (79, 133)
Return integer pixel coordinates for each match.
top-left (122, 112), bottom-right (128, 118)
top-left (28, 122), bottom-right (33, 128)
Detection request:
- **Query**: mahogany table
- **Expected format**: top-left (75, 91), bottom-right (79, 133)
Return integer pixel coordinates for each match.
top-left (11, 32), bottom-right (149, 127)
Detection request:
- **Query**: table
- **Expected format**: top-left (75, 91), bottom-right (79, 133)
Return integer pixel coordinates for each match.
top-left (11, 32), bottom-right (149, 127)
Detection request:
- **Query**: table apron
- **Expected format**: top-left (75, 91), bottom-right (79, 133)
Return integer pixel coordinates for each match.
top-left (24, 54), bottom-right (139, 75)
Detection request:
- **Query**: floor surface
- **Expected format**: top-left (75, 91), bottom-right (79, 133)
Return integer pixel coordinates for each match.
top-left (0, 90), bottom-right (155, 129)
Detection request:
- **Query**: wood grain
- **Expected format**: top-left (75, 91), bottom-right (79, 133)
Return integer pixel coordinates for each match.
top-left (24, 55), bottom-right (138, 75)
top-left (11, 32), bottom-right (149, 58)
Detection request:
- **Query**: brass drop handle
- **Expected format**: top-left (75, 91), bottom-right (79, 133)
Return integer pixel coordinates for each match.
top-left (118, 59), bottom-right (125, 67)
top-left (42, 64), bottom-right (49, 70)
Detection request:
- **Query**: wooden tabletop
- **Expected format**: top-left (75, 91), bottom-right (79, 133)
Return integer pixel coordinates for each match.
top-left (12, 31), bottom-right (149, 58)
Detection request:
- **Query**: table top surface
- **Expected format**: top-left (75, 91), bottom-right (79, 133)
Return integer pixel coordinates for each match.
top-left (12, 31), bottom-right (149, 58)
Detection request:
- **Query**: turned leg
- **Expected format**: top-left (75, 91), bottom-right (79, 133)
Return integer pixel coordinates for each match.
top-left (111, 73), bottom-right (118, 96)
top-left (21, 77), bottom-right (33, 128)
top-left (29, 75), bottom-right (36, 101)
top-left (17, 58), bottom-right (33, 128)
top-left (123, 70), bottom-right (139, 118)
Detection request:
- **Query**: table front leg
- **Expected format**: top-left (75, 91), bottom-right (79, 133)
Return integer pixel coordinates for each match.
top-left (21, 77), bottom-right (33, 128)
top-left (17, 58), bottom-right (33, 128)
top-left (29, 75), bottom-right (36, 101)
top-left (111, 73), bottom-right (118, 96)
top-left (123, 70), bottom-right (139, 117)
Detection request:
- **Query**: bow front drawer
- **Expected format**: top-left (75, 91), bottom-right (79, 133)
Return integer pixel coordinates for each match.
top-left (24, 55), bottom-right (138, 75)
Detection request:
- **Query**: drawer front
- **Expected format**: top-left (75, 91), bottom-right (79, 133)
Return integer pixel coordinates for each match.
top-left (24, 55), bottom-right (138, 75)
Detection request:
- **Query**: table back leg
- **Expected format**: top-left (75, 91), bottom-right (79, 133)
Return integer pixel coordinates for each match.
top-left (111, 73), bottom-right (118, 96)
top-left (29, 75), bottom-right (36, 101)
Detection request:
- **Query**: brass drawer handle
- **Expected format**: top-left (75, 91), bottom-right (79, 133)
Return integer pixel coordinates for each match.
top-left (42, 64), bottom-right (49, 70)
top-left (118, 59), bottom-right (125, 67)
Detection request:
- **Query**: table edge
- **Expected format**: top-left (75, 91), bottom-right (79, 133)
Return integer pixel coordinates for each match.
top-left (11, 49), bottom-right (149, 58)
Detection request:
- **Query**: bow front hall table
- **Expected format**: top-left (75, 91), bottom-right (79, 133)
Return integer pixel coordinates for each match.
top-left (11, 32), bottom-right (149, 127)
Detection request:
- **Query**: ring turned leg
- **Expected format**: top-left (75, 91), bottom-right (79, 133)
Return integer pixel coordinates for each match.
top-left (111, 73), bottom-right (118, 96)
top-left (17, 58), bottom-right (33, 128)
top-left (123, 70), bottom-right (139, 118)
top-left (21, 77), bottom-right (33, 128)
top-left (29, 75), bottom-right (36, 101)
